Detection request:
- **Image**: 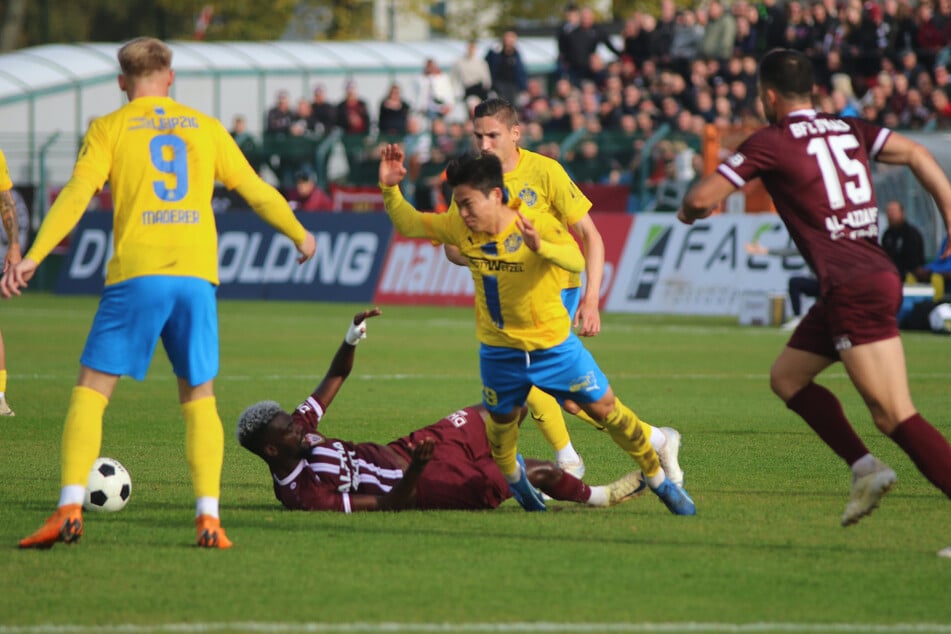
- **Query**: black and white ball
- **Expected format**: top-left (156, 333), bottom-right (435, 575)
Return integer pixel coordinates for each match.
top-left (84, 457), bottom-right (132, 512)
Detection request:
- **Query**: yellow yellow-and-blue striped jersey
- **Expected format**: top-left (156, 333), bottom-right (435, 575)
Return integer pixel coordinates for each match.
top-left (383, 186), bottom-right (584, 351)
top-left (0, 150), bottom-right (12, 192)
top-left (445, 148), bottom-right (592, 288)
top-left (27, 96), bottom-right (305, 286)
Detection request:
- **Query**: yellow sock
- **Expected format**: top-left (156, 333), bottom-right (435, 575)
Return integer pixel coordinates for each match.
top-left (61, 386), bottom-right (108, 486)
top-left (484, 415), bottom-right (520, 479)
top-left (0, 369), bottom-right (7, 393)
top-left (526, 386), bottom-right (570, 452)
top-left (601, 397), bottom-right (661, 478)
top-left (182, 397), bottom-right (224, 499)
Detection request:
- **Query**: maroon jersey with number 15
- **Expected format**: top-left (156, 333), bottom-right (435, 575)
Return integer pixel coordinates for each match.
top-left (717, 109), bottom-right (898, 292)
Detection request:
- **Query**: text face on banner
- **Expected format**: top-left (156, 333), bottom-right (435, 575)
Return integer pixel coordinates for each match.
top-left (55, 212), bottom-right (393, 303)
top-left (605, 213), bottom-right (808, 316)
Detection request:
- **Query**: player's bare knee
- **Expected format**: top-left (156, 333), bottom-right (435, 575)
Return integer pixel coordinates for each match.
top-left (583, 396), bottom-right (613, 423)
top-left (770, 367), bottom-right (804, 402)
top-left (528, 461), bottom-right (560, 489)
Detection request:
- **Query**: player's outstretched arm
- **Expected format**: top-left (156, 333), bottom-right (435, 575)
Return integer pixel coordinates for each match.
top-left (312, 308), bottom-right (382, 411)
top-left (678, 172), bottom-right (737, 225)
top-left (378, 144), bottom-right (439, 240)
top-left (877, 132), bottom-right (951, 259)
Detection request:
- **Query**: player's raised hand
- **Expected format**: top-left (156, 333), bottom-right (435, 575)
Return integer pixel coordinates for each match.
top-left (378, 144), bottom-right (407, 187)
top-left (514, 208), bottom-right (540, 251)
top-left (353, 307), bottom-right (382, 326)
top-left (346, 307), bottom-right (382, 345)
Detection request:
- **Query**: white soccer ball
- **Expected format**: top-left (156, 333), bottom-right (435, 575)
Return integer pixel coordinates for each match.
top-left (84, 457), bottom-right (132, 512)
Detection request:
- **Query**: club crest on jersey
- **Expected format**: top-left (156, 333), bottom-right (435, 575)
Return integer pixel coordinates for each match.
top-left (518, 188), bottom-right (538, 207)
top-left (304, 433), bottom-right (324, 447)
top-left (504, 233), bottom-right (523, 253)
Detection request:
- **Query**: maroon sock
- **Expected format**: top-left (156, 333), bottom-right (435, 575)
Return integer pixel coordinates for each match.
top-left (786, 382), bottom-right (869, 465)
top-left (890, 414), bottom-right (951, 498)
top-left (543, 472), bottom-right (592, 503)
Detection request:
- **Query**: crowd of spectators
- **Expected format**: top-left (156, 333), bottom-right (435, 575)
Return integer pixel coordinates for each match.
top-left (231, 0), bottom-right (951, 211)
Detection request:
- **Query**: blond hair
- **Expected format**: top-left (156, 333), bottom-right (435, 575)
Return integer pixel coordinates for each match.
top-left (117, 37), bottom-right (172, 78)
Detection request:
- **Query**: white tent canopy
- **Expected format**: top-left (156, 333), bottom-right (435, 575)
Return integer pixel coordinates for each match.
top-left (0, 37), bottom-right (560, 184)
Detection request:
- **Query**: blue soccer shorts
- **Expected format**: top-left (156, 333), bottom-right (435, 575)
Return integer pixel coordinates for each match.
top-left (479, 333), bottom-right (609, 415)
top-left (81, 275), bottom-right (219, 386)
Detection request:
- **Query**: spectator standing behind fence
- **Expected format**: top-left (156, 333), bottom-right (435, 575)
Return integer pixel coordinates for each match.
top-left (559, 7), bottom-right (621, 87)
top-left (414, 59), bottom-right (458, 122)
top-left (378, 83), bottom-right (411, 137)
top-left (453, 40), bottom-right (492, 107)
top-left (308, 84), bottom-right (337, 135)
top-left (881, 200), bottom-right (926, 281)
top-left (337, 80), bottom-right (371, 135)
top-left (266, 90), bottom-right (293, 136)
top-left (485, 30), bottom-right (528, 107)
top-left (670, 9), bottom-right (704, 76)
top-left (699, 0), bottom-right (737, 64)
top-left (557, 4), bottom-right (582, 80)
top-left (229, 115), bottom-right (259, 167)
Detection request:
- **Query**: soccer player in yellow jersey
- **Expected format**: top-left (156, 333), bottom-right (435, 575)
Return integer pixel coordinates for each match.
top-left (3, 37), bottom-right (317, 549)
top-left (379, 146), bottom-right (695, 514)
top-left (0, 149), bottom-right (22, 417)
top-left (447, 99), bottom-right (684, 487)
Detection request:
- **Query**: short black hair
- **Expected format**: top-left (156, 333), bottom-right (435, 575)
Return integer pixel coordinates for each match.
top-left (445, 152), bottom-right (505, 197)
top-left (758, 48), bottom-right (815, 100)
top-left (473, 98), bottom-right (519, 126)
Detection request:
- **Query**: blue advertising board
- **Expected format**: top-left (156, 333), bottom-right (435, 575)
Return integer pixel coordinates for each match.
top-left (55, 212), bottom-right (393, 303)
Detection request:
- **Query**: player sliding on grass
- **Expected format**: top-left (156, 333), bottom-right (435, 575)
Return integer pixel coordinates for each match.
top-left (679, 48), bottom-right (951, 557)
top-left (7, 37), bottom-right (316, 550)
top-left (379, 149), bottom-right (695, 515)
top-left (236, 308), bottom-right (647, 512)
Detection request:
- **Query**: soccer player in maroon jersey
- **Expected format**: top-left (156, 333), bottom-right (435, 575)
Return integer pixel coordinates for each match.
top-left (678, 49), bottom-right (951, 558)
top-left (236, 308), bottom-right (646, 513)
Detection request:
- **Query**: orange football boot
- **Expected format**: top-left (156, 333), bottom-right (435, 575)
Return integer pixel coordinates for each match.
top-left (19, 504), bottom-right (84, 549)
top-left (195, 514), bottom-right (233, 549)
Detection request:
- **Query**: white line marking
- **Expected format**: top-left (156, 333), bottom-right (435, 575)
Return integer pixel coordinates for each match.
top-left (3, 623), bottom-right (951, 634)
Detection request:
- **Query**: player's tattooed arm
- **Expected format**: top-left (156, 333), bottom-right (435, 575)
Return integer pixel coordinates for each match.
top-left (0, 189), bottom-right (21, 271)
top-left (0, 190), bottom-right (19, 246)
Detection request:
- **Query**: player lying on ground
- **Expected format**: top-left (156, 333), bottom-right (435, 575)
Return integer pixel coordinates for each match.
top-left (236, 309), bottom-right (646, 512)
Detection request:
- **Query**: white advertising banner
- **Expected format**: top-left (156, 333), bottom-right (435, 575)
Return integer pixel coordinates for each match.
top-left (605, 213), bottom-right (811, 316)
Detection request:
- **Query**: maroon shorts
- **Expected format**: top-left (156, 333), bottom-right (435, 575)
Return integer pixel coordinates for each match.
top-left (389, 406), bottom-right (509, 510)
top-left (788, 270), bottom-right (902, 359)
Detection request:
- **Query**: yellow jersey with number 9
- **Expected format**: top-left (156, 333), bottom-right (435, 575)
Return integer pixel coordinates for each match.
top-left (73, 96), bottom-right (253, 285)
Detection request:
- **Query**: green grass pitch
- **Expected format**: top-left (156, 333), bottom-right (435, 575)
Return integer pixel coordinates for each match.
top-left (1, 294), bottom-right (950, 634)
